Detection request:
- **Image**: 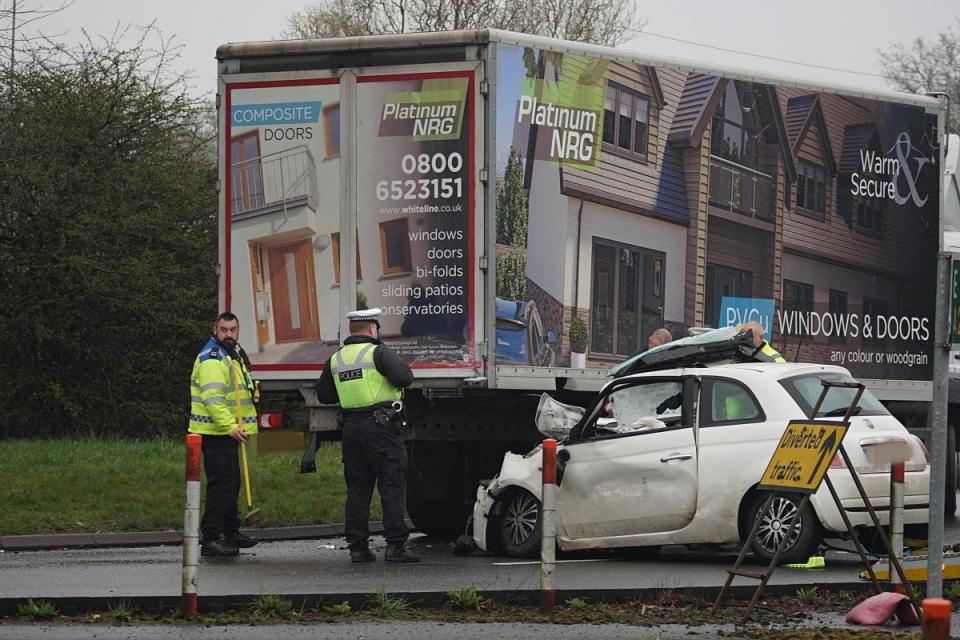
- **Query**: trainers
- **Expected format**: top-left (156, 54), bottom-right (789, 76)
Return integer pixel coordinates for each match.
top-left (201, 539), bottom-right (239, 557)
top-left (384, 545), bottom-right (420, 563)
top-left (350, 548), bottom-right (377, 563)
top-left (224, 531), bottom-right (258, 548)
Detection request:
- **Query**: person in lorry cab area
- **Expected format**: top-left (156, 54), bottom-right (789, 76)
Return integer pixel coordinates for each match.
top-left (743, 320), bottom-right (786, 363)
top-left (188, 312), bottom-right (259, 557)
top-left (315, 308), bottom-right (419, 563)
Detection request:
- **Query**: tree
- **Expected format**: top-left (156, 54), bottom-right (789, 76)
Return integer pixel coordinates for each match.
top-left (0, 0), bottom-right (74, 70)
top-left (286, 0), bottom-right (639, 47)
top-left (0, 32), bottom-right (218, 438)
top-left (496, 147), bottom-right (527, 247)
top-left (879, 19), bottom-right (960, 135)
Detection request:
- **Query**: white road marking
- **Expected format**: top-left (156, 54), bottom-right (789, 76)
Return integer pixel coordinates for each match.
top-left (492, 558), bottom-right (610, 566)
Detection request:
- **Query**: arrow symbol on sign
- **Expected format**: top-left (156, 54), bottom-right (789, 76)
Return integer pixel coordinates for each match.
top-left (807, 430), bottom-right (838, 485)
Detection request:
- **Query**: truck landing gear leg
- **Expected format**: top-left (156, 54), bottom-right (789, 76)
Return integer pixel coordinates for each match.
top-left (300, 432), bottom-right (320, 474)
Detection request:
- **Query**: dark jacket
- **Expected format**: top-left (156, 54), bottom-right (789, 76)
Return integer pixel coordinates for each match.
top-left (315, 335), bottom-right (414, 406)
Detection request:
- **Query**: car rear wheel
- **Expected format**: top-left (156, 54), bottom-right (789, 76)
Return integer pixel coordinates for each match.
top-left (746, 494), bottom-right (820, 565)
top-left (496, 489), bottom-right (541, 558)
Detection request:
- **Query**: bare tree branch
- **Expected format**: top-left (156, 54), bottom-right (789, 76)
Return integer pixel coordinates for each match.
top-left (879, 18), bottom-right (960, 134)
top-left (284, 0), bottom-right (642, 46)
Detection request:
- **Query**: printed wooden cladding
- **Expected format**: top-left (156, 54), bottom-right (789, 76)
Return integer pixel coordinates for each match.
top-left (668, 74), bottom-right (720, 147)
top-left (778, 87), bottom-right (908, 274)
top-left (562, 63), bottom-right (689, 223)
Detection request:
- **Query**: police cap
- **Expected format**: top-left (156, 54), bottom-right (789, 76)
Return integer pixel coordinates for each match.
top-left (347, 308), bottom-right (382, 327)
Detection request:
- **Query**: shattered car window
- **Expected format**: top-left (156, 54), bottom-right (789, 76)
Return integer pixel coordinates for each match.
top-left (602, 381), bottom-right (682, 433)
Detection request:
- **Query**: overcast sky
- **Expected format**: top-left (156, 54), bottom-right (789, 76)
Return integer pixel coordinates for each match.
top-left (24, 0), bottom-right (960, 97)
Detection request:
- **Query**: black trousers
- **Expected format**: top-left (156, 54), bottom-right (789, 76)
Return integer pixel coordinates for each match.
top-left (200, 434), bottom-right (241, 542)
top-left (341, 413), bottom-right (408, 550)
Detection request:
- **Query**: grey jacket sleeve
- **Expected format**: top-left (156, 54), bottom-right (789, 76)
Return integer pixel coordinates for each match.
top-left (315, 357), bottom-right (339, 404)
top-left (374, 346), bottom-right (414, 389)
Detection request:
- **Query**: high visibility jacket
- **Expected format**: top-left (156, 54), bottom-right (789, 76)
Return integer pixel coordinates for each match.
top-left (756, 341), bottom-right (786, 363)
top-left (330, 342), bottom-right (403, 409)
top-left (188, 337), bottom-right (258, 436)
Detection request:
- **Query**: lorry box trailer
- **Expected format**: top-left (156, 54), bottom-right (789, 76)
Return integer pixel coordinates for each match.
top-left (217, 29), bottom-right (951, 536)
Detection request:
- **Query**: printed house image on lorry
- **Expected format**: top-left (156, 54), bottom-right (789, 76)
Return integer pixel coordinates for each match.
top-left (228, 82), bottom-right (343, 366)
top-left (496, 44), bottom-right (938, 380)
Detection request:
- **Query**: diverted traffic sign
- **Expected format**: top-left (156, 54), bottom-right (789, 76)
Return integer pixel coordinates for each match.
top-left (759, 420), bottom-right (849, 493)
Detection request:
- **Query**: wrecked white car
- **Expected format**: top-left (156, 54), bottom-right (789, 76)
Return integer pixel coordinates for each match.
top-left (472, 362), bottom-right (930, 564)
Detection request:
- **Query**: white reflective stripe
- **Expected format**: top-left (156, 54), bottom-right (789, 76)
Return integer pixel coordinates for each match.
top-left (201, 382), bottom-right (227, 392)
top-left (191, 395), bottom-right (203, 404)
top-left (355, 344), bottom-right (375, 363)
top-left (239, 398), bottom-right (255, 406)
top-left (202, 395), bottom-right (226, 406)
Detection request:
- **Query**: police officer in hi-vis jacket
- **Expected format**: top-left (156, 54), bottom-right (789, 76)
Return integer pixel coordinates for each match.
top-left (188, 312), bottom-right (259, 557)
top-left (315, 308), bottom-right (418, 563)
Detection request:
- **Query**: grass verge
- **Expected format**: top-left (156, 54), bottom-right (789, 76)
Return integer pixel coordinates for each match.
top-left (0, 437), bottom-right (378, 534)
top-left (1, 590), bottom-right (923, 638)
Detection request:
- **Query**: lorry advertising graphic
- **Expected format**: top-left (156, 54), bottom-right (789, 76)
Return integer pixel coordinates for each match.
top-left (218, 30), bottom-right (951, 535)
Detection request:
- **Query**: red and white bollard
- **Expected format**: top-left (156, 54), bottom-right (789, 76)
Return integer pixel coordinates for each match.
top-left (890, 461), bottom-right (905, 592)
top-left (540, 438), bottom-right (557, 614)
top-left (182, 434), bottom-right (202, 619)
top-left (922, 598), bottom-right (951, 640)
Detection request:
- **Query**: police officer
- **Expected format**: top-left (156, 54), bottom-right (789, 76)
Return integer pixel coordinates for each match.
top-left (315, 308), bottom-right (418, 563)
top-left (188, 312), bottom-right (259, 557)
top-left (744, 320), bottom-right (786, 363)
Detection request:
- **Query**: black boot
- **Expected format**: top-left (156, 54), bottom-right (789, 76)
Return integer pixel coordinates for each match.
top-left (223, 531), bottom-right (258, 548)
top-left (201, 539), bottom-right (239, 557)
top-left (350, 548), bottom-right (377, 563)
top-left (384, 544), bottom-right (420, 563)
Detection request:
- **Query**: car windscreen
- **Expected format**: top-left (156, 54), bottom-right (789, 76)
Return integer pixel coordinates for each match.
top-left (495, 319), bottom-right (527, 361)
top-left (779, 373), bottom-right (890, 418)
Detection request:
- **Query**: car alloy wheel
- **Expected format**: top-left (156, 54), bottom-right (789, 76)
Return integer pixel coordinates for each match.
top-left (497, 490), bottom-right (542, 558)
top-left (504, 492), bottom-right (538, 546)
top-left (755, 495), bottom-right (802, 556)
top-left (747, 493), bottom-right (820, 565)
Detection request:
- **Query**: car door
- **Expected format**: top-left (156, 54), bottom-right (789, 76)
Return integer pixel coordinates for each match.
top-left (556, 377), bottom-right (698, 541)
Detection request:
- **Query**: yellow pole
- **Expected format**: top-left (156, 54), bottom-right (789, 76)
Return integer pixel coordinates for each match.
top-left (233, 361), bottom-right (254, 510)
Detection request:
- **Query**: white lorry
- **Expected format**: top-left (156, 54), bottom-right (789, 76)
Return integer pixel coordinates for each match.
top-left (216, 30), bottom-right (953, 536)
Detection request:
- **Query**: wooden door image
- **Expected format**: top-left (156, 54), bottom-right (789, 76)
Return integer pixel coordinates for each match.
top-left (248, 244), bottom-right (271, 350)
top-left (267, 240), bottom-right (320, 343)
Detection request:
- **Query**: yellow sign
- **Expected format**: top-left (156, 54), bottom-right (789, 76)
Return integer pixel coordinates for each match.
top-left (759, 420), bottom-right (849, 493)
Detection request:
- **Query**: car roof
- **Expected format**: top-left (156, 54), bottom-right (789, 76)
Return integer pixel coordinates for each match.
top-left (604, 361), bottom-right (852, 389)
top-left (495, 297), bottom-right (527, 322)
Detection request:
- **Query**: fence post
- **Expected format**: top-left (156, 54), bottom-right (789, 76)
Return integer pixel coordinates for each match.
top-left (541, 438), bottom-right (557, 614)
top-left (182, 434), bottom-right (202, 619)
top-left (890, 461), bottom-right (905, 592)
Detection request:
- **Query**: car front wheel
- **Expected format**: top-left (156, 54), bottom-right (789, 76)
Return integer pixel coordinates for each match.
top-left (746, 494), bottom-right (820, 565)
top-left (496, 489), bottom-right (542, 558)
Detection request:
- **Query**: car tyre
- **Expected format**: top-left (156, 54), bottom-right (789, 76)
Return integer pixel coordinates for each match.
top-left (746, 494), bottom-right (820, 565)
top-left (496, 489), bottom-right (542, 558)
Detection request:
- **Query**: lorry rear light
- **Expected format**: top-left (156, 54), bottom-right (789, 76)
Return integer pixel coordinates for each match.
top-left (259, 412), bottom-right (284, 429)
top-left (830, 453), bottom-right (845, 469)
